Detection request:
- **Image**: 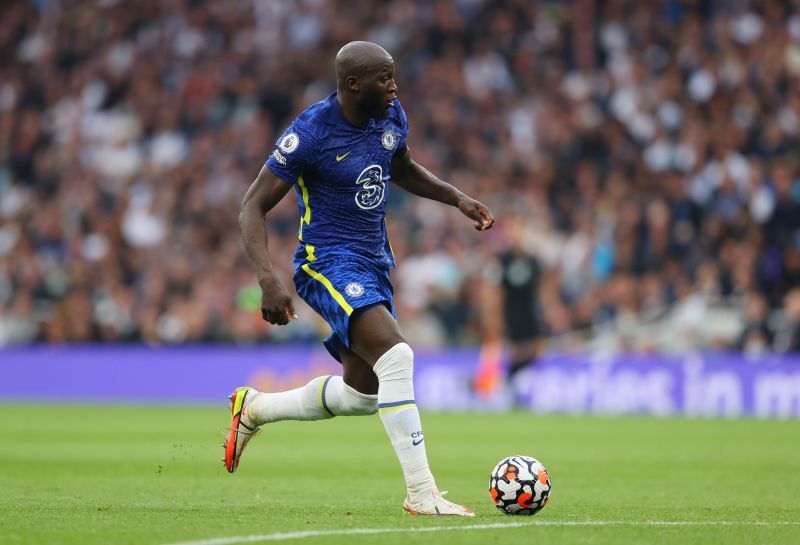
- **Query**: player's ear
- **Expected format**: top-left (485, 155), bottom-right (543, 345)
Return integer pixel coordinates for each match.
top-left (346, 76), bottom-right (359, 93)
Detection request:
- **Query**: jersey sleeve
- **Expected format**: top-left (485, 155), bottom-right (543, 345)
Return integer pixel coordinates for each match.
top-left (265, 122), bottom-right (316, 185)
top-left (392, 99), bottom-right (410, 155)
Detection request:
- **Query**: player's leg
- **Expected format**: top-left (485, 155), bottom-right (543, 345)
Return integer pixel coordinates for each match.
top-left (507, 338), bottom-right (539, 379)
top-left (339, 344), bottom-right (379, 394)
top-left (224, 348), bottom-right (378, 473)
top-left (225, 263), bottom-right (382, 473)
top-left (224, 374), bottom-right (377, 473)
top-left (235, 364), bottom-right (376, 425)
top-left (243, 342), bottom-right (378, 423)
top-left (348, 304), bottom-right (474, 516)
top-left (505, 311), bottom-right (540, 380)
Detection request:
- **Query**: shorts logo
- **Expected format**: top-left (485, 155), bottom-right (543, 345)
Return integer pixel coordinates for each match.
top-left (381, 131), bottom-right (396, 150)
top-left (355, 164), bottom-right (385, 210)
top-left (272, 149), bottom-right (287, 165)
top-left (345, 282), bottom-right (365, 297)
top-left (279, 133), bottom-right (299, 154)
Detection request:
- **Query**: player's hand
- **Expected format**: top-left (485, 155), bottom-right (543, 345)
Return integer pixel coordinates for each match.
top-left (458, 197), bottom-right (495, 231)
top-left (258, 277), bottom-right (298, 325)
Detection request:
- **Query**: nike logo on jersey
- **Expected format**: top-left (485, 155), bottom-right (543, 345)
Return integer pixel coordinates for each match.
top-left (336, 151), bottom-right (351, 161)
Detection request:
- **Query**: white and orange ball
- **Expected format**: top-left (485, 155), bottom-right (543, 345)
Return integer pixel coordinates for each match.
top-left (489, 455), bottom-right (551, 515)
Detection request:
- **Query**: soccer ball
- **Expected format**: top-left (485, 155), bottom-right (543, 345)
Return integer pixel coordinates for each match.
top-left (489, 455), bottom-right (551, 515)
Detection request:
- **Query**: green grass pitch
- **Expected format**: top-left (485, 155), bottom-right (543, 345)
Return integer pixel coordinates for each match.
top-left (1, 405), bottom-right (798, 545)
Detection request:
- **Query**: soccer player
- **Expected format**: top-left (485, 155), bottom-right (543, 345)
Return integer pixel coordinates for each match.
top-left (228, 41), bottom-right (494, 517)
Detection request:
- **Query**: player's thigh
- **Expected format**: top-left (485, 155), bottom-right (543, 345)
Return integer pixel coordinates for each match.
top-left (348, 304), bottom-right (406, 366)
top-left (339, 345), bottom-right (379, 395)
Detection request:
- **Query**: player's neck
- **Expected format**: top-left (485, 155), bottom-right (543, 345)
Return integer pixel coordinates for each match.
top-left (337, 95), bottom-right (370, 127)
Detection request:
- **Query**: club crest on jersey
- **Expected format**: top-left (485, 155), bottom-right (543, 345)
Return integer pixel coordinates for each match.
top-left (355, 164), bottom-right (385, 210)
top-left (381, 131), bottom-right (396, 150)
top-left (345, 282), bottom-right (365, 297)
top-left (279, 132), bottom-right (299, 154)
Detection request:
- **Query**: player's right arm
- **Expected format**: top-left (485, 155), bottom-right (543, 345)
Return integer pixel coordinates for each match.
top-left (239, 166), bottom-right (297, 325)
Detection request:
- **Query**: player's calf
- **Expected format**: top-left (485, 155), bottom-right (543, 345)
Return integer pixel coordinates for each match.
top-left (246, 375), bottom-right (376, 423)
top-left (223, 378), bottom-right (377, 473)
top-left (373, 343), bottom-right (438, 498)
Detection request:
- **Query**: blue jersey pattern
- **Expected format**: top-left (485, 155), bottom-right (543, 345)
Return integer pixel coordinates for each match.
top-left (264, 93), bottom-right (408, 361)
top-left (266, 92), bottom-right (409, 270)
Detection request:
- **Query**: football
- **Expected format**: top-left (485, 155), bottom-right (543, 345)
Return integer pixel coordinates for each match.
top-left (489, 455), bottom-right (551, 515)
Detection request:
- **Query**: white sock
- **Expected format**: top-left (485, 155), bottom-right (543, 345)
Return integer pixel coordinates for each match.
top-left (247, 376), bottom-right (377, 425)
top-left (373, 343), bottom-right (436, 499)
top-left (328, 380), bottom-right (378, 416)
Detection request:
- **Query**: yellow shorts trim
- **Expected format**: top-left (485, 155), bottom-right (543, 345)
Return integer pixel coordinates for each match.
top-left (301, 264), bottom-right (353, 315)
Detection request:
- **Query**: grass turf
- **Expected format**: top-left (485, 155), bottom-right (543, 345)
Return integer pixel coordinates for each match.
top-left (0, 405), bottom-right (798, 545)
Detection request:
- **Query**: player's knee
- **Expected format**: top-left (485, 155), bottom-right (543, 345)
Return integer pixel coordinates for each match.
top-left (324, 376), bottom-right (378, 416)
top-left (340, 383), bottom-right (378, 415)
top-left (373, 342), bottom-right (414, 383)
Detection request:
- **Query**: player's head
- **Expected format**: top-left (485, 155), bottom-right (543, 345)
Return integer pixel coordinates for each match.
top-left (335, 41), bottom-right (396, 119)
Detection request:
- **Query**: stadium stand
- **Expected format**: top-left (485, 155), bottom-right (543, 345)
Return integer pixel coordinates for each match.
top-left (1, 0), bottom-right (799, 354)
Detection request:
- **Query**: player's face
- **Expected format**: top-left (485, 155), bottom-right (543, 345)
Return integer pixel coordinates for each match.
top-left (359, 63), bottom-right (397, 119)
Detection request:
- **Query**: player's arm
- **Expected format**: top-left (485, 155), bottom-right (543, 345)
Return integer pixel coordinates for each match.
top-left (239, 166), bottom-right (297, 325)
top-left (391, 145), bottom-right (494, 231)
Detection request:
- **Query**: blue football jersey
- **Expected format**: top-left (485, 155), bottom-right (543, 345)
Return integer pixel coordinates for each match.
top-left (266, 92), bottom-right (409, 270)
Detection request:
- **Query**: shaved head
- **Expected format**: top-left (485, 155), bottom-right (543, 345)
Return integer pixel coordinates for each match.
top-left (335, 41), bottom-right (393, 90)
top-left (334, 41), bottom-right (397, 124)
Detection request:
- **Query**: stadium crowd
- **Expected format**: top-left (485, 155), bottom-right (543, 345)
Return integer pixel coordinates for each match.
top-left (1, 0), bottom-right (799, 354)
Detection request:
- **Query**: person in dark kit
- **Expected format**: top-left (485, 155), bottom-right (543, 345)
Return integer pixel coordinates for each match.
top-left (493, 219), bottom-right (542, 380)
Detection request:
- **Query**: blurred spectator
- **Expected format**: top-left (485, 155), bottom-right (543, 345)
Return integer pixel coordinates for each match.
top-left (0, 0), bottom-right (799, 353)
top-left (734, 292), bottom-right (772, 354)
top-left (774, 289), bottom-right (800, 353)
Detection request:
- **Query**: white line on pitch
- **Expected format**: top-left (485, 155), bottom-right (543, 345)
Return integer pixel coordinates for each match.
top-left (162, 520), bottom-right (800, 545)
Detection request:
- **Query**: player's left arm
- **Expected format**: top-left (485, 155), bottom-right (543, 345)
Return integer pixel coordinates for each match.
top-left (391, 145), bottom-right (494, 231)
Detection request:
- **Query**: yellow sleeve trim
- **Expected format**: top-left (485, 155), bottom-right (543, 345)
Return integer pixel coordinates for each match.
top-left (298, 175), bottom-right (311, 226)
top-left (301, 264), bottom-right (353, 315)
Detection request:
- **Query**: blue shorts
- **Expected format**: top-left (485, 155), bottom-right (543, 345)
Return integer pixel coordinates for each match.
top-left (294, 255), bottom-right (396, 363)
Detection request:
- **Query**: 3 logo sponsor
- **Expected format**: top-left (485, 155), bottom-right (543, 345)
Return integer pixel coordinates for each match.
top-left (354, 164), bottom-right (385, 210)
